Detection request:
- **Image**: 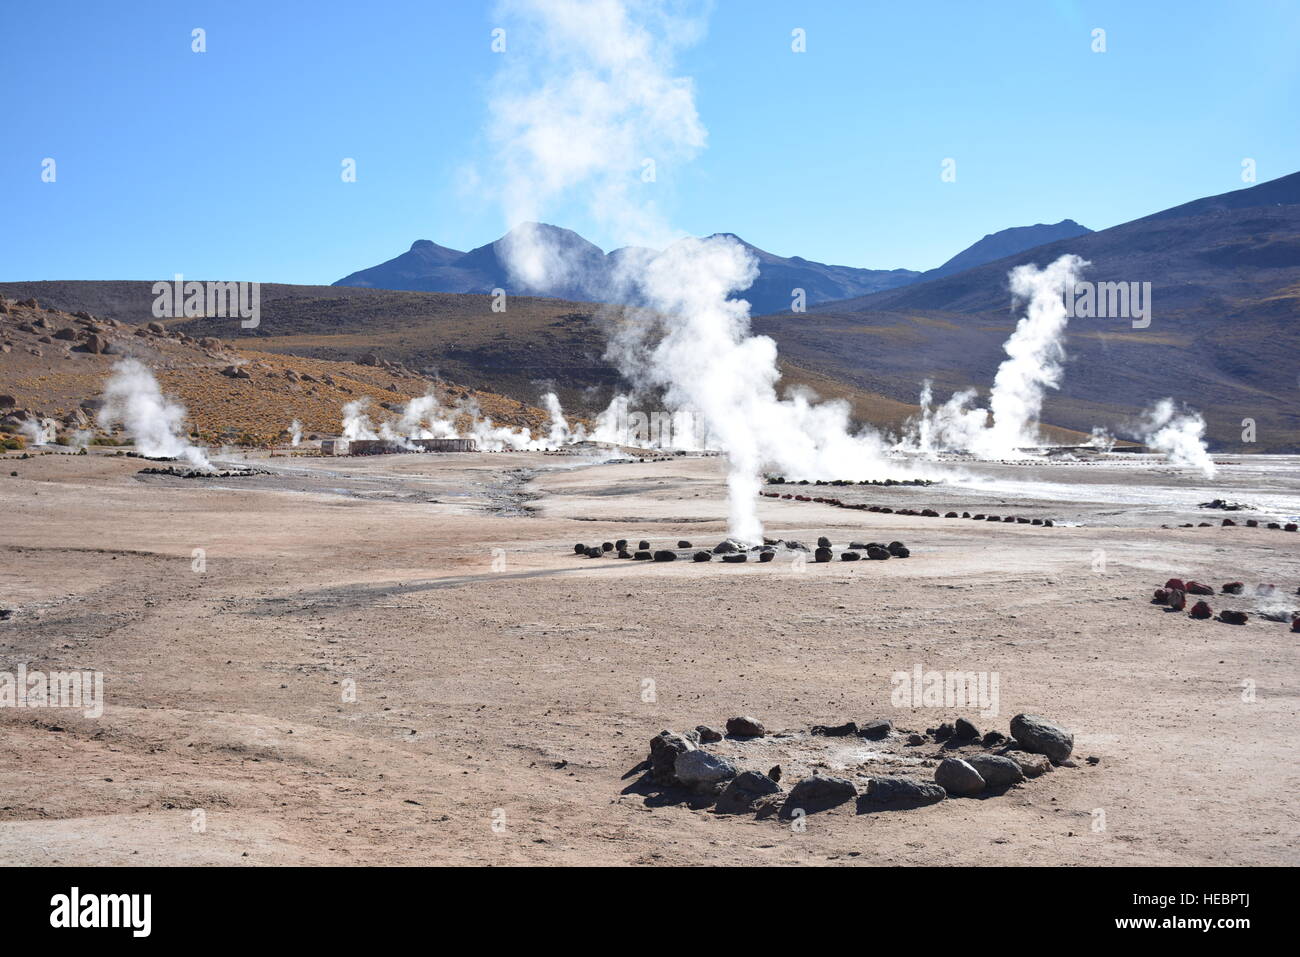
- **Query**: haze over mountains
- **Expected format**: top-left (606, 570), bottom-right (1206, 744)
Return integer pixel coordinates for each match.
top-left (333, 220), bottom-right (1092, 315)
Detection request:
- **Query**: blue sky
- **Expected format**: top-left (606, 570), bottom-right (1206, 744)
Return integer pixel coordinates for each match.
top-left (2, 0), bottom-right (1296, 283)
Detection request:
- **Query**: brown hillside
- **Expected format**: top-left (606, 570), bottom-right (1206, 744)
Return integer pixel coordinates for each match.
top-left (0, 296), bottom-right (552, 446)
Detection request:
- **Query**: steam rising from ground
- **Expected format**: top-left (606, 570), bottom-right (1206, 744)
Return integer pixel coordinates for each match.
top-left (613, 236), bottom-right (894, 542)
top-left (289, 420), bottom-right (303, 447)
top-left (485, 0), bottom-right (902, 542)
top-left (19, 417), bottom-right (57, 447)
top-left (901, 255), bottom-right (1087, 458)
top-left (98, 359), bottom-right (211, 469)
top-left (340, 390), bottom-right (583, 452)
top-left (1137, 399), bottom-right (1216, 477)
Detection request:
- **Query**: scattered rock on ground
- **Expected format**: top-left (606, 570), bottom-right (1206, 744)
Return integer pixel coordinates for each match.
top-left (858, 719), bottom-right (892, 740)
top-left (726, 715), bottom-right (766, 737)
top-left (1005, 751), bottom-right (1053, 778)
top-left (674, 750), bottom-right (738, 794)
top-left (781, 774), bottom-right (857, 815)
top-left (1009, 713), bottom-right (1074, 762)
top-left (648, 731), bottom-right (696, 786)
top-left (864, 777), bottom-right (946, 807)
top-left (811, 721), bottom-right (858, 737)
top-left (935, 757), bottom-right (985, 796)
top-left (714, 770), bottom-right (782, 814)
top-left (964, 753), bottom-right (1025, 789)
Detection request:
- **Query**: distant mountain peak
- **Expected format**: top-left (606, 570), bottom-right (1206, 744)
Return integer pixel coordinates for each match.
top-left (334, 226), bottom-right (921, 311)
top-left (926, 220), bottom-right (1093, 280)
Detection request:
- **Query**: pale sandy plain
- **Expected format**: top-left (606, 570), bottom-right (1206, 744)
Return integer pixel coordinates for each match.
top-left (1, 448), bottom-right (1297, 866)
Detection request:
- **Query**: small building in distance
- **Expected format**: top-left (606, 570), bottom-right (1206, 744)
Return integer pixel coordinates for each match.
top-left (326, 437), bottom-right (477, 456)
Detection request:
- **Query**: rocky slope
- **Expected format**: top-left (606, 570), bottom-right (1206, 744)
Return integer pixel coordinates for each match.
top-left (0, 296), bottom-right (552, 447)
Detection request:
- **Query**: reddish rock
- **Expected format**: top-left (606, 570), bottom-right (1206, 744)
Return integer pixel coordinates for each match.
top-left (1166, 589), bottom-right (1187, 612)
top-left (1186, 581), bottom-right (1213, 595)
top-left (1152, 588), bottom-right (1170, 605)
top-left (1221, 582), bottom-right (1244, 594)
top-left (1189, 601), bottom-right (1212, 619)
top-left (1218, 609), bottom-right (1249, 625)
top-left (1164, 578), bottom-right (1186, 591)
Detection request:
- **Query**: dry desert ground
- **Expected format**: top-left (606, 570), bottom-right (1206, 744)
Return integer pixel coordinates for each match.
top-left (1, 449), bottom-right (1297, 865)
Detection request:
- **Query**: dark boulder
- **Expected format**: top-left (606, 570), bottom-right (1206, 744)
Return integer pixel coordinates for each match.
top-left (1009, 713), bottom-right (1074, 763)
top-left (726, 715), bottom-right (766, 737)
top-left (673, 750), bottom-right (738, 795)
top-left (693, 551), bottom-right (712, 562)
top-left (862, 777), bottom-right (946, 807)
top-left (858, 719), bottom-right (892, 740)
top-left (1005, 751), bottom-right (1053, 778)
top-left (814, 547), bottom-right (832, 563)
top-left (648, 730), bottom-right (696, 786)
top-left (1218, 609), bottom-right (1249, 625)
top-left (721, 553), bottom-right (747, 563)
top-left (781, 775), bottom-right (857, 816)
top-left (811, 721), bottom-right (858, 737)
top-left (964, 753), bottom-right (1025, 789)
top-left (953, 717), bottom-right (980, 740)
top-left (652, 550), bottom-right (677, 562)
top-left (714, 770), bottom-right (782, 814)
top-left (935, 757), bottom-right (985, 796)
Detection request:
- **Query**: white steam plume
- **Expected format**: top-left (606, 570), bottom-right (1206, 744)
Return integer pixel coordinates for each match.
top-left (341, 399), bottom-right (378, 441)
top-left (542, 391), bottom-right (585, 445)
top-left (289, 419), bottom-right (303, 447)
top-left (97, 358), bottom-right (211, 469)
top-left (1088, 426), bottom-right (1115, 452)
top-left (1137, 399), bottom-right (1216, 478)
top-left (340, 390), bottom-right (593, 452)
top-left (984, 255), bottom-right (1088, 452)
top-left (485, 0), bottom-right (902, 543)
top-left (899, 255), bottom-right (1088, 458)
top-left (19, 417), bottom-right (57, 446)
